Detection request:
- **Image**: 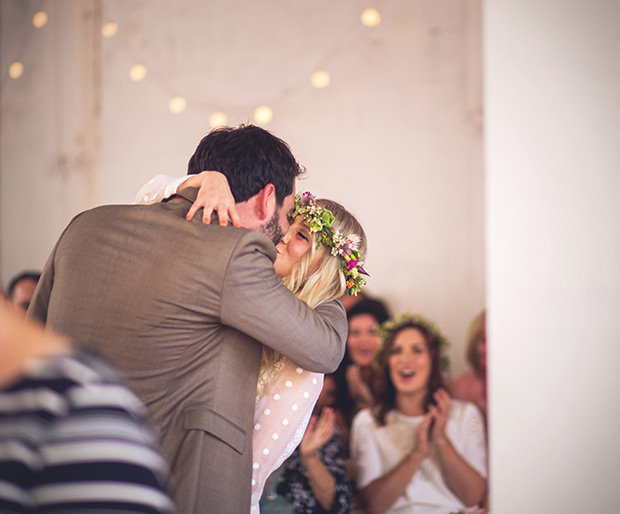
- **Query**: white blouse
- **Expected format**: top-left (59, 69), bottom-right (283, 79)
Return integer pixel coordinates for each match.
top-left (350, 401), bottom-right (487, 514)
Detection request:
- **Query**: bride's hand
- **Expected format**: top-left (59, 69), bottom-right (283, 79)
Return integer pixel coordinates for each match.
top-left (180, 171), bottom-right (240, 226)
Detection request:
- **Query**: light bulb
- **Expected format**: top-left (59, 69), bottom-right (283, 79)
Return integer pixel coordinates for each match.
top-left (253, 105), bottom-right (273, 125)
top-left (361, 8), bottom-right (381, 27)
top-left (8, 62), bottom-right (23, 79)
top-left (130, 64), bottom-right (147, 82)
top-left (169, 96), bottom-right (187, 114)
top-left (209, 112), bottom-right (228, 128)
top-left (102, 22), bottom-right (119, 38)
top-left (33, 11), bottom-right (48, 28)
top-left (311, 70), bottom-right (331, 89)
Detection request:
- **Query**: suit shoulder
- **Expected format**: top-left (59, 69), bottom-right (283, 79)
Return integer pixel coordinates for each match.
top-left (198, 225), bottom-right (275, 263)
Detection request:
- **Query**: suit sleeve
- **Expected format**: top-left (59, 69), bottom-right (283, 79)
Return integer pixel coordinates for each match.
top-left (27, 239), bottom-right (59, 324)
top-left (220, 231), bottom-right (348, 373)
top-left (27, 211), bottom-right (87, 324)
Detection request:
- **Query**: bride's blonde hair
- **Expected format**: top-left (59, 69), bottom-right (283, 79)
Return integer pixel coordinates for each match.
top-left (256, 199), bottom-right (367, 398)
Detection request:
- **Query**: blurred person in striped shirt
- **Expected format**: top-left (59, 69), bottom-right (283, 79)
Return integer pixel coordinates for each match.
top-left (0, 303), bottom-right (174, 514)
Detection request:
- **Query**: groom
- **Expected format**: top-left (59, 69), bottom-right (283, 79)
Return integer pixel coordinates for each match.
top-left (29, 125), bottom-right (348, 514)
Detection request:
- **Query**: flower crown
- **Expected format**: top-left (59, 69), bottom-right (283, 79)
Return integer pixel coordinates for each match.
top-left (379, 312), bottom-right (451, 373)
top-left (291, 192), bottom-right (369, 296)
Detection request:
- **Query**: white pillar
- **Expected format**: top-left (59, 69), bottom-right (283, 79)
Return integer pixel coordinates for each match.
top-left (485, 0), bottom-right (620, 511)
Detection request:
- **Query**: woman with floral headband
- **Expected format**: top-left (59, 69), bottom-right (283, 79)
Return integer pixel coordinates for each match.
top-left (136, 172), bottom-right (367, 513)
top-left (349, 313), bottom-right (487, 514)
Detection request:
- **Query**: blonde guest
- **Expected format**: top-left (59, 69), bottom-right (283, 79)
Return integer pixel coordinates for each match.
top-left (448, 311), bottom-right (487, 421)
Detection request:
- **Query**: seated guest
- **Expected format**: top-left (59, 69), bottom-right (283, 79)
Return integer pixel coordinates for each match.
top-left (0, 303), bottom-right (174, 514)
top-left (7, 270), bottom-right (40, 317)
top-left (448, 310), bottom-right (487, 422)
top-left (350, 313), bottom-right (487, 514)
top-left (333, 298), bottom-right (390, 451)
top-left (265, 374), bottom-right (354, 514)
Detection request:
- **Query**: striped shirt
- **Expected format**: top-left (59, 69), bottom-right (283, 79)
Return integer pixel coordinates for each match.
top-left (0, 351), bottom-right (174, 513)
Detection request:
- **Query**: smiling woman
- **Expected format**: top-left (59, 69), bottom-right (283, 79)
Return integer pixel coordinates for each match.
top-left (350, 314), bottom-right (488, 514)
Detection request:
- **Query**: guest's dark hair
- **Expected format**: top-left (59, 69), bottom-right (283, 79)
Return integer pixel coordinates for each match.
top-left (187, 124), bottom-right (304, 205)
top-left (346, 298), bottom-right (390, 325)
top-left (374, 321), bottom-right (446, 425)
top-left (7, 271), bottom-right (41, 300)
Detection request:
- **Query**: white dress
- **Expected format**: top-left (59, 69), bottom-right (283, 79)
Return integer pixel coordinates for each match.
top-left (134, 175), bottom-right (324, 513)
top-left (250, 361), bottom-right (323, 513)
top-left (350, 401), bottom-right (487, 514)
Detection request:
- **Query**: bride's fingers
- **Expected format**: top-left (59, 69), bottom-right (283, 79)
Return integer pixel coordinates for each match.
top-left (201, 203), bottom-right (215, 224)
top-left (215, 202), bottom-right (231, 226)
top-left (186, 202), bottom-right (202, 222)
top-left (228, 206), bottom-right (241, 227)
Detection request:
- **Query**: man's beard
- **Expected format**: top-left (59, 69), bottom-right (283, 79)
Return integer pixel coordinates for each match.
top-left (262, 206), bottom-right (284, 246)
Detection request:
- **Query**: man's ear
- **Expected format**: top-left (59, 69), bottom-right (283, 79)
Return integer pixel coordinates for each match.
top-left (254, 183), bottom-right (276, 220)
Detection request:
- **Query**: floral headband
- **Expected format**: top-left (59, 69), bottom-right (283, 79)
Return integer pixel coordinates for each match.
top-left (291, 192), bottom-right (369, 296)
top-left (379, 312), bottom-right (451, 373)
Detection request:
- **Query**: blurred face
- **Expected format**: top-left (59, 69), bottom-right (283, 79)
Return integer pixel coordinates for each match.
top-left (347, 314), bottom-right (380, 367)
top-left (388, 327), bottom-right (431, 397)
top-left (273, 216), bottom-right (313, 277)
top-left (10, 279), bottom-right (38, 318)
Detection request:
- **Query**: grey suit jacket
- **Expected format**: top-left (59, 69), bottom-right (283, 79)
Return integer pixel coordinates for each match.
top-left (29, 188), bottom-right (347, 514)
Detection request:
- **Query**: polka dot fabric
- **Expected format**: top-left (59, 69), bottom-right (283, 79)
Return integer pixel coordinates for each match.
top-left (250, 359), bottom-right (324, 511)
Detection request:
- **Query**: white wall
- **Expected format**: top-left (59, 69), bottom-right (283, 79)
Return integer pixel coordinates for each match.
top-left (1, 0), bottom-right (484, 377)
top-left (485, 0), bottom-right (620, 511)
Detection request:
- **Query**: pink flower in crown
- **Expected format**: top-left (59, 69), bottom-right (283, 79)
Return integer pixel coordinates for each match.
top-left (299, 191), bottom-right (315, 206)
top-left (346, 257), bottom-right (359, 271)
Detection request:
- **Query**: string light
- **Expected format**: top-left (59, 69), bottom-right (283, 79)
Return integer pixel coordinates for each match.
top-left (311, 70), bottom-right (330, 89)
top-left (169, 96), bottom-right (187, 113)
top-left (8, 62), bottom-right (24, 79)
top-left (33, 11), bottom-right (48, 28)
top-left (102, 22), bottom-right (118, 38)
top-left (209, 112), bottom-right (228, 128)
top-left (12, 9), bottom-right (382, 117)
top-left (253, 105), bottom-right (273, 125)
top-left (130, 64), bottom-right (147, 82)
top-left (361, 8), bottom-right (381, 27)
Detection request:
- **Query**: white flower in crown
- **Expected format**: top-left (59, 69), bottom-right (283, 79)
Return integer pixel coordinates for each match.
top-left (331, 231), bottom-right (361, 257)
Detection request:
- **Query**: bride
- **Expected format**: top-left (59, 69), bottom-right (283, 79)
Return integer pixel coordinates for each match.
top-left (136, 172), bottom-right (368, 512)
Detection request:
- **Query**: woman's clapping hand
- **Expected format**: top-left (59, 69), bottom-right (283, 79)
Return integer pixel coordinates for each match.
top-left (300, 408), bottom-right (336, 459)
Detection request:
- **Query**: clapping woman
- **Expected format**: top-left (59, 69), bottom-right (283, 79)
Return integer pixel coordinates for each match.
top-left (350, 314), bottom-right (487, 514)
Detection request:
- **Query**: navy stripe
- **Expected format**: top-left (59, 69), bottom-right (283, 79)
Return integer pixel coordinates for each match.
top-left (38, 462), bottom-right (164, 486)
top-left (38, 500), bottom-right (165, 514)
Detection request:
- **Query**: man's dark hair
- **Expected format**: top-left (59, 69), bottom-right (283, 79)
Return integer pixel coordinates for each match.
top-left (187, 124), bottom-right (304, 205)
top-left (7, 271), bottom-right (41, 299)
